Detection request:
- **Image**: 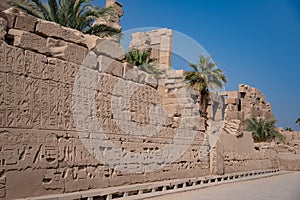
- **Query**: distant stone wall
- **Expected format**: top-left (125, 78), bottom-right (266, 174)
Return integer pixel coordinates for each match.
top-left (219, 84), bottom-right (274, 137)
top-left (221, 84), bottom-right (274, 121)
top-left (0, 9), bottom-right (210, 199)
top-left (277, 130), bottom-right (300, 171)
top-left (211, 132), bottom-right (278, 175)
top-left (130, 28), bottom-right (173, 70)
top-left (210, 85), bottom-right (278, 175)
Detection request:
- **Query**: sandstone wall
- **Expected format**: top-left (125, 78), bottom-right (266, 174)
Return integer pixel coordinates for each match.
top-left (0, 9), bottom-right (210, 199)
top-left (0, 8), bottom-right (281, 199)
top-left (211, 85), bottom-right (278, 175)
top-left (130, 28), bottom-right (173, 70)
top-left (277, 130), bottom-right (300, 171)
top-left (211, 132), bottom-right (278, 175)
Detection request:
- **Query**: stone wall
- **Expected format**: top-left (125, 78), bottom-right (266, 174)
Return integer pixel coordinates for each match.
top-left (219, 84), bottom-right (274, 136)
top-left (211, 132), bottom-right (278, 175)
top-left (0, 9), bottom-right (210, 199)
top-left (276, 130), bottom-right (300, 171)
top-left (210, 85), bottom-right (278, 175)
top-left (130, 28), bottom-right (173, 70)
top-left (0, 8), bottom-right (282, 199)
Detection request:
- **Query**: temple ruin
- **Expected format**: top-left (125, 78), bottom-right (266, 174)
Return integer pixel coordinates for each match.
top-left (0, 1), bottom-right (299, 199)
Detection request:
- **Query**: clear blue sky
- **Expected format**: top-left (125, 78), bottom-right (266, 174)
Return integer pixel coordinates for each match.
top-left (97, 0), bottom-right (300, 130)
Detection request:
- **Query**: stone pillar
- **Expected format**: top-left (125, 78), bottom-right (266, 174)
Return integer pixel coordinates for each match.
top-left (209, 145), bottom-right (224, 175)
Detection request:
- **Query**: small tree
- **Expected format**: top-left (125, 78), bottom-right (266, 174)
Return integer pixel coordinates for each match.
top-left (183, 55), bottom-right (227, 123)
top-left (125, 49), bottom-right (163, 77)
top-left (245, 118), bottom-right (285, 142)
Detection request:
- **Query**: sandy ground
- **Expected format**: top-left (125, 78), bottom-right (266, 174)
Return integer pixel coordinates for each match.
top-left (146, 171), bottom-right (300, 200)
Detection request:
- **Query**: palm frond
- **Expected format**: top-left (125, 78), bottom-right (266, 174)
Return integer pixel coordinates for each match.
top-left (9, 0), bottom-right (119, 37)
top-left (85, 24), bottom-right (121, 37)
top-left (245, 118), bottom-right (284, 142)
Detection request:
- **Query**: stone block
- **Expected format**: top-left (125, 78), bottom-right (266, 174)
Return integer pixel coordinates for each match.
top-left (226, 98), bottom-right (239, 105)
top-left (238, 84), bottom-right (249, 92)
top-left (123, 63), bottom-right (139, 82)
top-left (6, 169), bottom-right (48, 199)
top-left (0, 11), bottom-right (15, 28)
top-left (46, 37), bottom-right (88, 64)
top-left (164, 104), bottom-right (181, 117)
top-left (150, 36), bottom-right (161, 44)
top-left (82, 34), bottom-right (103, 50)
top-left (223, 119), bottom-right (242, 137)
top-left (226, 111), bottom-right (244, 120)
top-left (36, 19), bottom-right (86, 44)
top-left (144, 74), bottom-right (158, 88)
top-left (160, 35), bottom-right (172, 51)
top-left (8, 29), bottom-right (50, 54)
top-left (25, 50), bottom-right (47, 79)
top-left (0, 17), bottom-right (7, 40)
top-left (82, 51), bottom-right (98, 69)
top-left (167, 70), bottom-right (184, 79)
top-left (98, 55), bottom-right (123, 77)
top-left (14, 14), bottom-right (37, 32)
top-left (94, 38), bottom-right (125, 61)
top-left (226, 91), bottom-right (239, 99)
top-left (108, 60), bottom-right (123, 78)
top-left (160, 56), bottom-right (171, 66)
top-left (138, 70), bottom-right (148, 84)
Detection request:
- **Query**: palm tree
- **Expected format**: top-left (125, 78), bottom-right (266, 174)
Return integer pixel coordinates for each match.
top-left (125, 49), bottom-right (163, 77)
top-left (245, 118), bottom-right (285, 142)
top-left (9, 0), bottom-right (121, 37)
top-left (296, 118), bottom-right (300, 125)
top-left (183, 55), bottom-right (227, 121)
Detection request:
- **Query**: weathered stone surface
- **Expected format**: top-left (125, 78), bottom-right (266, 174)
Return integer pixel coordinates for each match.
top-left (94, 38), bottom-right (125, 61)
top-left (82, 51), bottom-right (98, 69)
top-left (36, 19), bottom-right (85, 44)
top-left (220, 84), bottom-right (274, 124)
top-left (144, 74), bottom-right (158, 88)
top-left (123, 63), bottom-right (139, 82)
top-left (98, 55), bottom-right (123, 77)
top-left (2, 7), bottom-right (38, 31)
top-left (82, 34), bottom-right (103, 50)
top-left (278, 153), bottom-right (300, 171)
top-left (0, 17), bottom-right (6, 40)
top-left (8, 29), bottom-right (49, 54)
top-left (14, 14), bottom-right (37, 32)
top-left (130, 28), bottom-right (173, 69)
top-left (223, 119), bottom-right (242, 137)
top-left (1, 8), bottom-right (17, 28)
top-left (46, 37), bottom-right (88, 64)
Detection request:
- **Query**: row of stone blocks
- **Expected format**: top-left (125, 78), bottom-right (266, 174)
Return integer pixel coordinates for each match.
top-left (0, 7), bottom-right (125, 65)
top-left (13, 169), bottom-right (280, 200)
